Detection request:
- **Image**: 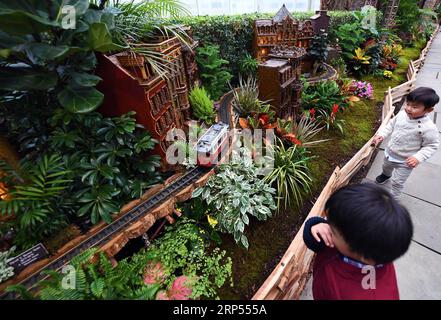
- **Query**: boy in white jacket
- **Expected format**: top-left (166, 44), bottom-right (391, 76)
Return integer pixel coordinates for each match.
top-left (373, 87), bottom-right (440, 199)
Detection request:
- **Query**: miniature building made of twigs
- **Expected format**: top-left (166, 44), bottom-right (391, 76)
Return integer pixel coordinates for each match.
top-left (95, 30), bottom-right (199, 169)
top-left (253, 5), bottom-right (329, 62)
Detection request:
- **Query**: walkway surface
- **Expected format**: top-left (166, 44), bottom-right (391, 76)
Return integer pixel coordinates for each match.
top-left (300, 30), bottom-right (441, 300)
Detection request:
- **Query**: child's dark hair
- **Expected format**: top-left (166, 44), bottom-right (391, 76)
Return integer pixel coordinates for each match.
top-left (325, 183), bottom-right (413, 264)
top-left (407, 87), bottom-right (440, 109)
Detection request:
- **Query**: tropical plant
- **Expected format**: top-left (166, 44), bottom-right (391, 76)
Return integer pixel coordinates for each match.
top-left (281, 116), bottom-right (327, 148)
top-left (364, 39), bottom-right (382, 74)
top-left (232, 77), bottom-right (259, 116)
top-left (238, 53), bottom-right (258, 78)
top-left (308, 31), bottom-right (330, 76)
top-left (238, 112), bottom-right (277, 131)
top-left (396, 0), bottom-right (421, 34)
top-left (0, 246), bottom-right (15, 283)
top-left (0, 97), bottom-right (53, 159)
top-left (264, 138), bottom-right (313, 210)
top-left (353, 47), bottom-right (371, 65)
top-left (51, 111), bottom-right (162, 224)
top-left (109, 0), bottom-right (192, 77)
top-left (147, 218), bottom-right (232, 299)
top-left (317, 106), bottom-right (346, 134)
top-left (0, 0), bottom-right (191, 119)
top-left (333, 8), bottom-right (381, 74)
top-left (0, 155), bottom-right (72, 250)
top-left (2, 109), bottom-right (162, 233)
top-left (188, 86), bottom-right (216, 125)
top-left (334, 20), bottom-right (367, 61)
top-left (380, 43), bottom-right (402, 71)
top-left (177, 11), bottom-right (356, 84)
top-left (192, 149), bottom-right (277, 249)
top-left (301, 80), bottom-right (348, 114)
top-left (195, 45), bottom-right (233, 101)
top-left (0, 0), bottom-right (125, 114)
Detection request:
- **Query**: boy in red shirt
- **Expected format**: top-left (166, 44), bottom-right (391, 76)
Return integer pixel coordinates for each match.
top-left (303, 183), bottom-right (413, 300)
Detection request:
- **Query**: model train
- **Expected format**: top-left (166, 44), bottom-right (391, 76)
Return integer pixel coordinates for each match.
top-left (196, 122), bottom-right (230, 167)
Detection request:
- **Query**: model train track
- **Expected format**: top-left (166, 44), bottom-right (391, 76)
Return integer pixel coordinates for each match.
top-left (1, 166), bottom-right (210, 299)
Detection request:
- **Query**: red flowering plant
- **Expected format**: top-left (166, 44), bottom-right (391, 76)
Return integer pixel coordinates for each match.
top-left (317, 103), bottom-right (346, 134)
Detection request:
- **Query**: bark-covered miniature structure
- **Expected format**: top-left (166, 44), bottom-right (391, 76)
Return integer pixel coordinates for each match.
top-left (96, 31), bottom-right (199, 169)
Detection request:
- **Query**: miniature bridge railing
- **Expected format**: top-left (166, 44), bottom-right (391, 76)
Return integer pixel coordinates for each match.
top-left (252, 24), bottom-right (440, 300)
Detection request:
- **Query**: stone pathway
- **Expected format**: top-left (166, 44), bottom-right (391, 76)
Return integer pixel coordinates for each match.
top-left (300, 30), bottom-right (441, 300)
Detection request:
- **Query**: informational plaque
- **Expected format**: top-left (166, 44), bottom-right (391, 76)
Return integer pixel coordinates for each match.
top-left (7, 243), bottom-right (49, 273)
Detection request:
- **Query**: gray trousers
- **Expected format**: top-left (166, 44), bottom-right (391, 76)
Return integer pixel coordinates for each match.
top-left (382, 156), bottom-right (413, 199)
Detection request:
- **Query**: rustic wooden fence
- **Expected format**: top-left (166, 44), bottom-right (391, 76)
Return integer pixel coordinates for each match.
top-left (252, 25), bottom-right (440, 300)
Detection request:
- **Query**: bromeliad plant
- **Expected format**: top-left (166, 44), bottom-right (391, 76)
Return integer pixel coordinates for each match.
top-left (316, 105), bottom-right (346, 134)
top-left (231, 76), bottom-right (271, 117)
top-left (192, 149), bottom-right (277, 249)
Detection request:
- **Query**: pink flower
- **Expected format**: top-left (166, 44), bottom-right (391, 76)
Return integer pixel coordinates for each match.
top-left (167, 276), bottom-right (193, 300)
top-left (156, 290), bottom-right (170, 300)
top-left (332, 104), bottom-right (339, 114)
top-left (143, 261), bottom-right (167, 285)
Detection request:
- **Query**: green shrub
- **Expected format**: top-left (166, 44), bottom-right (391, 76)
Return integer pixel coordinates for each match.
top-left (0, 110), bottom-right (162, 248)
top-left (238, 53), bottom-right (259, 78)
top-left (301, 80), bottom-right (347, 113)
top-left (264, 138), bottom-right (313, 210)
top-left (0, 246), bottom-right (15, 284)
top-left (189, 86), bottom-right (216, 125)
top-left (0, 155), bottom-right (72, 249)
top-left (192, 148), bottom-right (277, 249)
top-left (308, 32), bottom-right (330, 75)
top-left (396, 0), bottom-right (421, 34)
top-left (195, 45), bottom-right (233, 101)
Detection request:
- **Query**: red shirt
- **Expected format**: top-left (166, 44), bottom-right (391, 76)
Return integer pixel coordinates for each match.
top-left (312, 247), bottom-right (400, 300)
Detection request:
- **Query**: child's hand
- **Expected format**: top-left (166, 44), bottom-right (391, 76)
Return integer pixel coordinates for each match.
top-left (372, 135), bottom-right (384, 146)
top-left (406, 156), bottom-right (419, 168)
top-left (311, 223), bottom-right (334, 248)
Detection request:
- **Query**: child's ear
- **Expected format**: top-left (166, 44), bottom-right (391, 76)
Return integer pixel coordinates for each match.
top-left (425, 107), bottom-right (435, 113)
